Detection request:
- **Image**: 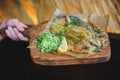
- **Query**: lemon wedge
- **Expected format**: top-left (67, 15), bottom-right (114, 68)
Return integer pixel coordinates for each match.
top-left (57, 36), bottom-right (68, 53)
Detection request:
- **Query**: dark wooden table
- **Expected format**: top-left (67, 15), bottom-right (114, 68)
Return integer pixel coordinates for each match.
top-left (0, 36), bottom-right (120, 80)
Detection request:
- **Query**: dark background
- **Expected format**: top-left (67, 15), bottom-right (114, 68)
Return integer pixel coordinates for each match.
top-left (0, 34), bottom-right (120, 80)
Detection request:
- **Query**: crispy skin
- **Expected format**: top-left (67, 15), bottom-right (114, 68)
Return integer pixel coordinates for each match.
top-left (50, 16), bottom-right (108, 54)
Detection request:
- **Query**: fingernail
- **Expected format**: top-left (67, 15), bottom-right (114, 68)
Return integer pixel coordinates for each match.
top-left (24, 25), bottom-right (28, 28)
top-left (20, 28), bottom-right (25, 31)
top-left (24, 38), bottom-right (29, 41)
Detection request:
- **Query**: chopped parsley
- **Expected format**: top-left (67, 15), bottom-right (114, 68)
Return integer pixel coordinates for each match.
top-left (36, 32), bottom-right (63, 53)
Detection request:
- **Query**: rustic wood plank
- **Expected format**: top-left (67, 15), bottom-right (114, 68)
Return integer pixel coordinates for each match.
top-left (27, 14), bottom-right (111, 66)
top-left (28, 21), bottom-right (110, 66)
top-left (0, 0), bottom-right (120, 34)
top-left (0, 13), bottom-right (111, 65)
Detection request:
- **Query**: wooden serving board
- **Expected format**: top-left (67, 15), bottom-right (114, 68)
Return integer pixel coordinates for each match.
top-left (0, 14), bottom-right (111, 66)
top-left (27, 21), bottom-right (111, 66)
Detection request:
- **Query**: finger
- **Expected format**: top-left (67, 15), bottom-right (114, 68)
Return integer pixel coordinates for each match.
top-left (5, 30), bottom-right (15, 40)
top-left (20, 22), bottom-right (28, 28)
top-left (12, 19), bottom-right (25, 31)
top-left (7, 26), bottom-right (19, 41)
top-left (0, 20), bottom-right (8, 29)
top-left (5, 19), bottom-right (14, 26)
top-left (14, 28), bottom-right (29, 41)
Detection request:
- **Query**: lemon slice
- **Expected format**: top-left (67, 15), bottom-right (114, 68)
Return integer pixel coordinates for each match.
top-left (57, 36), bottom-right (68, 53)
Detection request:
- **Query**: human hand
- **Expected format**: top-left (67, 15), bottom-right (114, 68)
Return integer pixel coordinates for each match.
top-left (0, 19), bottom-right (29, 41)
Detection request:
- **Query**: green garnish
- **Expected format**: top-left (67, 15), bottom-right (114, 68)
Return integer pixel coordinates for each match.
top-left (64, 15), bottom-right (83, 26)
top-left (64, 21), bottom-right (75, 26)
top-left (59, 30), bottom-right (65, 36)
top-left (52, 18), bottom-right (56, 23)
top-left (36, 32), bottom-right (63, 53)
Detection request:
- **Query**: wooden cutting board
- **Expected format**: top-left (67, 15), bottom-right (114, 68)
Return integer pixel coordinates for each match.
top-left (27, 21), bottom-right (111, 66)
top-left (0, 15), bottom-right (111, 66)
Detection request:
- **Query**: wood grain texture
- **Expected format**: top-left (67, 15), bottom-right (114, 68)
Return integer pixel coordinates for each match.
top-left (0, 0), bottom-right (120, 34)
top-left (27, 14), bottom-right (111, 66)
top-left (30, 45), bottom-right (111, 66)
top-left (0, 13), bottom-right (111, 65)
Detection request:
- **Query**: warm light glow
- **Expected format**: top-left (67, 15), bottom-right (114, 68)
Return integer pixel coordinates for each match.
top-left (22, 0), bottom-right (38, 25)
top-left (0, 0), bottom-right (119, 34)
